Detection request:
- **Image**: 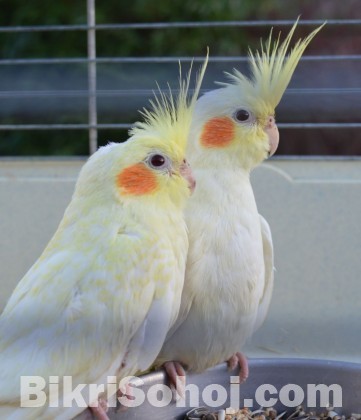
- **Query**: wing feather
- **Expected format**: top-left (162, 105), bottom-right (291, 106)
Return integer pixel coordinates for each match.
top-left (0, 224), bottom-right (181, 419)
top-left (253, 214), bottom-right (275, 333)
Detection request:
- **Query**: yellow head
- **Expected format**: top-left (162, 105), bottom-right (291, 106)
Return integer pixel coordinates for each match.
top-left (189, 20), bottom-right (325, 171)
top-left (73, 56), bottom-right (208, 211)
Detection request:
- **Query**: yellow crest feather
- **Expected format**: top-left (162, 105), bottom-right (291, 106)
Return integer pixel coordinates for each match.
top-left (223, 19), bottom-right (325, 113)
top-left (129, 50), bottom-right (209, 153)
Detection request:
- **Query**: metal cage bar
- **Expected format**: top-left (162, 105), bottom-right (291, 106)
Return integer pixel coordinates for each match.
top-left (87, 0), bottom-right (97, 154)
top-left (0, 12), bottom-right (360, 154)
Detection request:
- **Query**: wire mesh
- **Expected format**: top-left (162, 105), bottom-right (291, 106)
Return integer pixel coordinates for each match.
top-left (0, 10), bottom-right (360, 155)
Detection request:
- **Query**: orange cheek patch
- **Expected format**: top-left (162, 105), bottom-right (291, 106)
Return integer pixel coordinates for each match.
top-left (200, 116), bottom-right (235, 148)
top-left (117, 163), bottom-right (158, 196)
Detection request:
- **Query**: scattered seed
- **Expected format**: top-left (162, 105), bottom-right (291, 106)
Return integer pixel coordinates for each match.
top-left (266, 408), bottom-right (278, 419)
top-left (184, 406), bottom-right (356, 420)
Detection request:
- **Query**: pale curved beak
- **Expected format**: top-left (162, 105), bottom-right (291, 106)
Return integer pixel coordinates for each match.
top-left (264, 116), bottom-right (279, 156)
top-left (179, 159), bottom-right (196, 194)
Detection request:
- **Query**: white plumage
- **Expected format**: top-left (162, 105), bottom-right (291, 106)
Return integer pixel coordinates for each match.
top-left (156, 21), bottom-right (323, 380)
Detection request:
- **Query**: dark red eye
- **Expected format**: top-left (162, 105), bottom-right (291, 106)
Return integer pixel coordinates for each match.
top-left (234, 109), bottom-right (250, 122)
top-left (149, 154), bottom-right (166, 168)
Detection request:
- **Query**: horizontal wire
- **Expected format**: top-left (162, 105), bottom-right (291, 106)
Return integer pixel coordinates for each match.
top-left (0, 89), bottom-right (147, 98)
top-left (0, 21), bottom-right (360, 141)
top-left (0, 55), bottom-right (361, 66)
top-left (1, 123), bottom-right (361, 131)
top-left (0, 19), bottom-right (359, 33)
top-left (279, 123), bottom-right (361, 129)
top-left (0, 124), bottom-right (131, 130)
top-left (0, 88), bottom-right (361, 99)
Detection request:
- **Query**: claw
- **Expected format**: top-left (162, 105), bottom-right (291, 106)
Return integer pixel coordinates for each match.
top-left (89, 396), bottom-right (109, 420)
top-left (227, 352), bottom-right (249, 383)
top-left (163, 361), bottom-right (186, 399)
top-left (117, 381), bottom-right (136, 411)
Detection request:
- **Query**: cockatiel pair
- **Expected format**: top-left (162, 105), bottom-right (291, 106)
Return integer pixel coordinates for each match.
top-left (0, 20), bottom-right (323, 420)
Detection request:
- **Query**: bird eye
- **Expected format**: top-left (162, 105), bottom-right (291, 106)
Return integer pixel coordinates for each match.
top-left (147, 153), bottom-right (168, 169)
top-left (234, 109), bottom-right (250, 122)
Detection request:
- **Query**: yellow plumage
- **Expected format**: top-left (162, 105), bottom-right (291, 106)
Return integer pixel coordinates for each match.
top-left (0, 56), bottom-right (207, 419)
top-left (130, 50), bottom-right (208, 153)
top-left (221, 19), bottom-right (325, 115)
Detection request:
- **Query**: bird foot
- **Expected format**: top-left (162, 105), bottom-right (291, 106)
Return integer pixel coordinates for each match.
top-left (117, 382), bottom-right (136, 411)
top-left (163, 361), bottom-right (186, 399)
top-left (227, 351), bottom-right (249, 383)
top-left (89, 396), bottom-right (109, 420)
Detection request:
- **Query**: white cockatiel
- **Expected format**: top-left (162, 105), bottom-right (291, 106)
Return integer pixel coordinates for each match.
top-left (0, 58), bottom-right (207, 420)
top-left (156, 21), bottom-right (324, 383)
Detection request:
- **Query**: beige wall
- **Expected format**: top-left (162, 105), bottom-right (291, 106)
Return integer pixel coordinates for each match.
top-left (0, 158), bottom-right (360, 362)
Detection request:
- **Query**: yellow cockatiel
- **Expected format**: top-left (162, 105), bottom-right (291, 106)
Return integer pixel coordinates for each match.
top-left (0, 58), bottom-right (207, 419)
top-left (156, 21), bottom-right (324, 384)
